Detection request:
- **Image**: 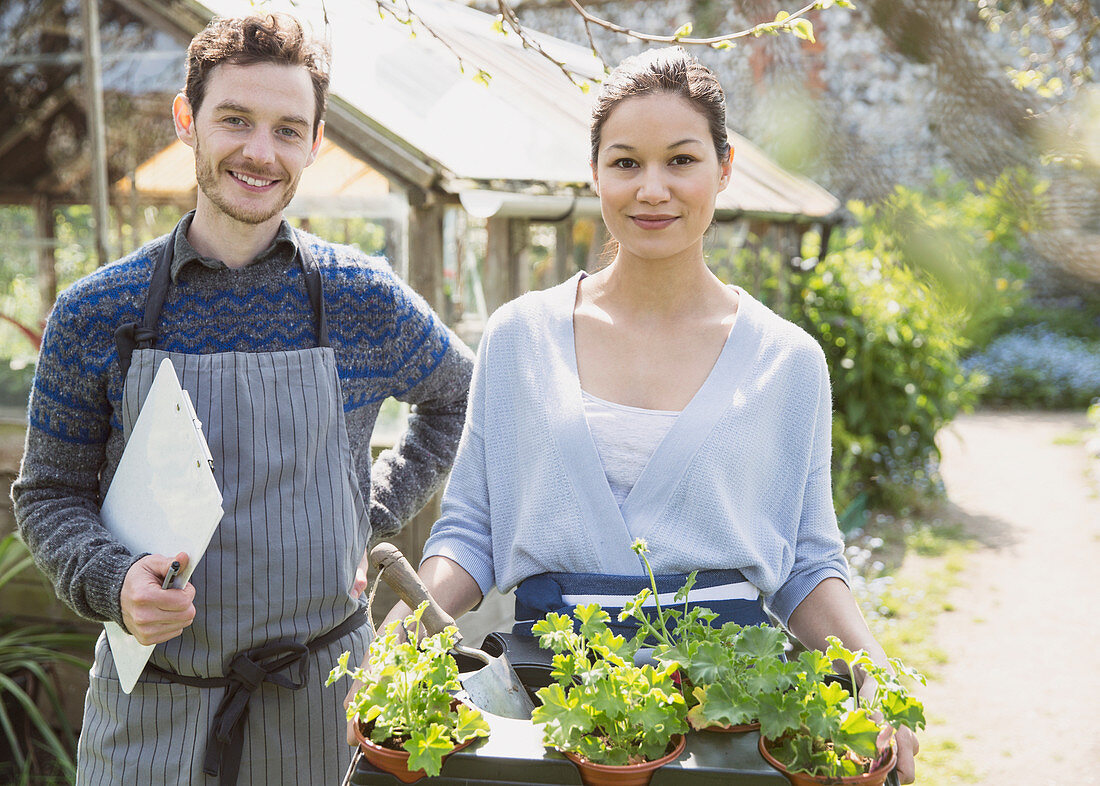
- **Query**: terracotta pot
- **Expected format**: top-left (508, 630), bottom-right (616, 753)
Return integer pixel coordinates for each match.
top-left (690, 716), bottom-right (760, 733)
top-left (562, 734), bottom-right (686, 786)
top-left (758, 736), bottom-right (898, 786)
top-left (354, 720), bottom-right (474, 783)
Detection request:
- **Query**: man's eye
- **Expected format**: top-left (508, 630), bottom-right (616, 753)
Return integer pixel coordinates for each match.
top-left (223, 117), bottom-right (245, 126)
top-left (278, 128), bottom-right (302, 138)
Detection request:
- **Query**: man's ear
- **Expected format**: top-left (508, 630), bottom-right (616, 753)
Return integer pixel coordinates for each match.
top-left (173, 94), bottom-right (195, 147)
top-left (306, 119), bottom-right (325, 166)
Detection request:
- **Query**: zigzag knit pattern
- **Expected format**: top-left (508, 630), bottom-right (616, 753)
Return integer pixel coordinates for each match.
top-left (29, 232), bottom-right (451, 445)
top-left (13, 228), bottom-right (473, 626)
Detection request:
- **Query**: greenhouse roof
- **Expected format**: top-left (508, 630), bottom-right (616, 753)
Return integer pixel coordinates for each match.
top-left (172, 0), bottom-right (840, 220)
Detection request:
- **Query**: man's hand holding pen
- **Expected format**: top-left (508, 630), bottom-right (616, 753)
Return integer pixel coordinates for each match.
top-left (121, 551), bottom-right (197, 645)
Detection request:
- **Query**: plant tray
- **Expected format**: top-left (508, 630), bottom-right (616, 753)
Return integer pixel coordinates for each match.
top-left (345, 702), bottom-right (903, 786)
top-left (344, 633), bottom-right (901, 786)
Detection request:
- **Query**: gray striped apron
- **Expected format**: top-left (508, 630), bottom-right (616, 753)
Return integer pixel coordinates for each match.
top-left (78, 225), bottom-right (370, 785)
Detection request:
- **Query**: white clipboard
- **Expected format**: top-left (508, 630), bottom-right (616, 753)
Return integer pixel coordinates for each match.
top-left (102, 358), bottom-right (223, 693)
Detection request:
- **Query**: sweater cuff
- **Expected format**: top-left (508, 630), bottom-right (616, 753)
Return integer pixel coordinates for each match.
top-left (368, 501), bottom-right (401, 542)
top-left (767, 566), bottom-right (849, 628)
top-left (419, 540), bottom-right (495, 598)
top-left (98, 551), bottom-right (146, 630)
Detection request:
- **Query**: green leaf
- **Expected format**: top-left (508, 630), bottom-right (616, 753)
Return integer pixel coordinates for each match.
top-left (674, 22), bottom-right (693, 38)
top-left (587, 680), bottom-right (629, 720)
top-left (533, 612), bottom-right (577, 654)
top-left (836, 709), bottom-right (881, 759)
top-left (673, 571), bottom-right (698, 603)
top-left (796, 649), bottom-right (834, 682)
top-left (689, 682), bottom-right (756, 728)
top-left (791, 18), bottom-right (815, 43)
top-left (405, 723), bottom-right (455, 777)
top-left (756, 690), bottom-right (805, 740)
top-left (682, 640), bottom-right (727, 685)
top-left (532, 683), bottom-right (594, 749)
top-left (880, 691), bottom-right (927, 731)
top-left (735, 624), bottom-right (787, 660)
top-left (473, 70), bottom-right (492, 87)
top-left (575, 603), bottom-right (611, 635)
top-left (491, 15), bottom-right (505, 35)
top-left (618, 589), bottom-right (651, 623)
top-left (452, 704), bottom-right (491, 742)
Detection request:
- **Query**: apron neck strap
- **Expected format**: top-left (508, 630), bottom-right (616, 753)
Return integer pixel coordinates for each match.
top-left (115, 221), bottom-right (330, 378)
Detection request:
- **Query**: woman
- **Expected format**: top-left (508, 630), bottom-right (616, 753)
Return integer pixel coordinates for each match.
top-left (366, 47), bottom-right (918, 782)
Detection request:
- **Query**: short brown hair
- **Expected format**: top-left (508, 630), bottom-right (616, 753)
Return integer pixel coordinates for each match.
top-left (591, 47), bottom-right (730, 165)
top-left (184, 13), bottom-right (331, 138)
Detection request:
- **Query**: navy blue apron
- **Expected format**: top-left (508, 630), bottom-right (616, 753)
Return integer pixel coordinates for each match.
top-left (514, 568), bottom-right (770, 639)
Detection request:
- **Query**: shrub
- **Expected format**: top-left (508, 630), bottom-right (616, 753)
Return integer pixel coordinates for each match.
top-left (849, 168), bottom-right (1037, 349)
top-left (791, 247), bottom-right (977, 513)
top-left (963, 327), bottom-right (1100, 409)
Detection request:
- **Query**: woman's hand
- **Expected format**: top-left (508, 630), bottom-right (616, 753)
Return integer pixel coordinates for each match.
top-left (343, 556), bottom-right (482, 745)
top-left (791, 580), bottom-right (920, 784)
top-left (858, 674), bottom-right (919, 784)
top-left (894, 723), bottom-right (920, 784)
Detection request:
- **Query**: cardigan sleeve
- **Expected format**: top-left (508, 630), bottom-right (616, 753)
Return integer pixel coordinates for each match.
top-left (765, 348), bottom-right (850, 625)
top-left (419, 329), bottom-right (496, 596)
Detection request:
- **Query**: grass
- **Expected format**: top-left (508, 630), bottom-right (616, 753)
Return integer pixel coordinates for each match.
top-left (847, 508), bottom-right (981, 785)
top-left (1052, 429), bottom-right (1087, 446)
top-left (910, 732), bottom-right (980, 785)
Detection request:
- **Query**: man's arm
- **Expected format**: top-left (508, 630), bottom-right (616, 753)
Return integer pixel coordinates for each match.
top-left (11, 293), bottom-right (137, 625)
top-left (11, 288), bottom-right (197, 641)
top-left (367, 303), bottom-right (475, 541)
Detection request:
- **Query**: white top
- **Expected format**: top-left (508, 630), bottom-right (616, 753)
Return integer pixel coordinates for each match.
top-left (581, 390), bottom-right (679, 509)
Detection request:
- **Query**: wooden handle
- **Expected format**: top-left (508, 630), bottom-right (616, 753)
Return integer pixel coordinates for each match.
top-left (369, 542), bottom-right (456, 636)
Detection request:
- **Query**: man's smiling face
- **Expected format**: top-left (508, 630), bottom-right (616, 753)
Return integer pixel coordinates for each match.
top-left (180, 61), bottom-right (321, 227)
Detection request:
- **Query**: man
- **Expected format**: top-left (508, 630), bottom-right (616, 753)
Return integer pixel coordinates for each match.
top-left (11, 13), bottom-right (473, 785)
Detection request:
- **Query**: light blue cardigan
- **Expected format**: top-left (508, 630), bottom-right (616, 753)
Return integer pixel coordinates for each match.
top-left (421, 273), bottom-right (850, 625)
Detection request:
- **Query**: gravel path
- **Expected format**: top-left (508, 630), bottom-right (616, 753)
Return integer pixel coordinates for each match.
top-left (919, 411), bottom-right (1100, 785)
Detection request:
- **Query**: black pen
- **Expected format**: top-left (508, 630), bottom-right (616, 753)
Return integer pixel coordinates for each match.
top-left (161, 560), bottom-right (181, 590)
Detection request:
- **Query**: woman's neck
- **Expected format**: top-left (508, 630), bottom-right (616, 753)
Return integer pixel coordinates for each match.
top-left (589, 253), bottom-right (730, 322)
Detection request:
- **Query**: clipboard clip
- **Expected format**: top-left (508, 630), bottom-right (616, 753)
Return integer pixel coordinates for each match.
top-left (176, 389), bottom-right (215, 471)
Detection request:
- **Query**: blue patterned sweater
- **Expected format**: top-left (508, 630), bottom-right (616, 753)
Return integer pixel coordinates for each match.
top-left (11, 221), bottom-right (474, 627)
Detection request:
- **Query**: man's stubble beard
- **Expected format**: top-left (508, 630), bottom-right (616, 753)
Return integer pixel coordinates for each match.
top-left (193, 137), bottom-right (299, 225)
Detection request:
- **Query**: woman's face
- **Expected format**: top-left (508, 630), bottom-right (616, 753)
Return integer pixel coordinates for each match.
top-left (592, 92), bottom-right (731, 268)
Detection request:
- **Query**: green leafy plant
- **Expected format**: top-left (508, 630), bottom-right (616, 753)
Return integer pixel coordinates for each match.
top-left (617, 539), bottom-right (790, 730)
top-left (0, 533), bottom-right (94, 784)
top-left (757, 637), bottom-right (926, 780)
top-left (792, 244), bottom-right (977, 514)
top-left (326, 603), bottom-right (490, 778)
top-left (530, 603), bottom-right (688, 765)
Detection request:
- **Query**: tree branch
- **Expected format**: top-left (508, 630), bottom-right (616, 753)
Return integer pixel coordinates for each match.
top-left (352, 0), bottom-right (848, 89)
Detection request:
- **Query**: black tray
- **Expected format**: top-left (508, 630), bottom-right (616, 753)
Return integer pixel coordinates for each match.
top-left (346, 716), bottom-right (788, 785)
top-left (344, 633), bottom-right (901, 786)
